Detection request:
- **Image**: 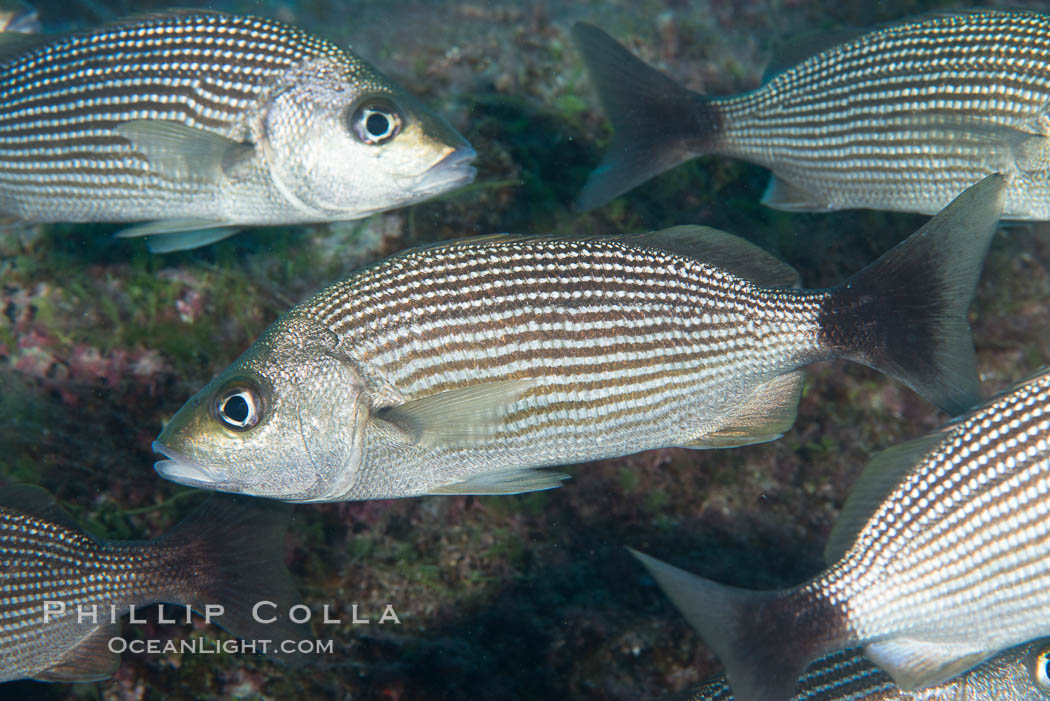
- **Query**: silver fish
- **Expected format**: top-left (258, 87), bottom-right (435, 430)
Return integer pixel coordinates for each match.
top-left (574, 11), bottom-right (1050, 218)
top-left (0, 485), bottom-right (306, 682)
top-left (151, 176), bottom-right (1002, 502)
top-left (632, 366), bottom-right (1050, 701)
top-left (0, 10), bottom-right (476, 252)
top-left (670, 641), bottom-right (1050, 701)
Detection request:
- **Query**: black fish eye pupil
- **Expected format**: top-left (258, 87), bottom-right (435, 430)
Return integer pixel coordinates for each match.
top-left (350, 101), bottom-right (402, 145)
top-left (366, 112), bottom-right (390, 137)
top-left (216, 387), bottom-right (259, 431)
top-left (223, 394), bottom-right (249, 423)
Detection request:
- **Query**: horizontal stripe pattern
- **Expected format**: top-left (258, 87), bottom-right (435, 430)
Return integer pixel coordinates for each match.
top-left (811, 370), bottom-right (1050, 653)
top-left (715, 10), bottom-right (1050, 216)
top-left (0, 511), bottom-right (173, 680)
top-left (681, 642), bottom-right (1046, 700)
top-left (302, 237), bottom-right (828, 475)
top-left (0, 12), bottom-right (348, 221)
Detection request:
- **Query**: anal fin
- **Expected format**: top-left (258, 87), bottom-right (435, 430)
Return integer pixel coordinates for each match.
top-left (684, 371), bottom-right (804, 448)
top-left (761, 174), bottom-right (832, 211)
top-left (865, 638), bottom-right (993, 690)
top-left (113, 219), bottom-right (241, 253)
top-left (34, 623), bottom-right (122, 682)
top-left (144, 228), bottom-right (241, 253)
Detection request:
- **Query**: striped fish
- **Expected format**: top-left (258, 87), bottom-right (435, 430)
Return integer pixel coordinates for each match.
top-left (0, 486), bottom-right (306, 682)
top-left (150, 176), bottom-right (1003, 502)
top-left (632, 365), bottom-right (1050, 701)
top-left (0, 11), bottom-right (476, 252)
top-left (667, 641), bottom-right (1050, 701)
top-left (573, 10), bottom-right (1050, 218)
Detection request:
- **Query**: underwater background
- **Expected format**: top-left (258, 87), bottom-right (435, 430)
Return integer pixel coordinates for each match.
top-left (2, 0), bottom-right (1049, 699)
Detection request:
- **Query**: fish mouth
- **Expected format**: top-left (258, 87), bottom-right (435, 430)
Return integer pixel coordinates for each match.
top-left (395, 145), bottom-right (477, 195)
top-left (152, 441), bottom-right (324, 501)
top-left (153, 441), bottom-right (223, 488)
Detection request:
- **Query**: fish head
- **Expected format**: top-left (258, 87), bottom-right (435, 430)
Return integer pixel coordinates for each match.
top-left (973, 639), bottom-right (1050, 700)
top-left (261, 58), bottom-right (476, 219)
top-left (154, 312), bottom-right (369, 502)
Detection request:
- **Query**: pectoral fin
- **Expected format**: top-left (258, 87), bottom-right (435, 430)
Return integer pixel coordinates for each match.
top-left (683, 371), bottom-right (804, 448)
top-left (865, 638), bottom-right (993, 690)
top-left (34, 624), bottom-right (122, 682)
top-left (377, 379), bottom-right (535, 448)
top-left (430, 468), bottom-right (570, 495)
top-left (114, 119), bottom-right (253, 183)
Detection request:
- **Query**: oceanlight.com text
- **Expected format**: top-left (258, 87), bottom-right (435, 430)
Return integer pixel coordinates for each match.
top-left (107, 637), bottom-right (335, 655)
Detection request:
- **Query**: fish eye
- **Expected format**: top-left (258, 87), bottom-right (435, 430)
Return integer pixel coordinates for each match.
top-left (214, 385), bottom-right (261, 432)
top-left (1031, 646), bottom-right (1050, 690)
top-left (348, 99), bottom-right (403, 145)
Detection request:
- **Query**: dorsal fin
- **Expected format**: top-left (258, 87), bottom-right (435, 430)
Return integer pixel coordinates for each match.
top-left (394, 227), bottom-right (799, 288)
top-left (823, 430), bottom-right (948, 564)
top-left (762, 27), bottom-right (864, 82)
top-left (762, 10), bottom-right (1004, 83)
top-left (0, 483), bottom-right (82, 530)
top-left (618, 226), bottom-right (800, 288)
top-left (0, 30), bottom-right (45, 65)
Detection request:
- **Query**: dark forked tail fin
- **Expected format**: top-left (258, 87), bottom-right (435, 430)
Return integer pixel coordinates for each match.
top-left (159, 495), bottom-right (309, 663)
top-left (630, 548), bottom-right (842, 701)
top-left (821, 175), bottom-right (1006, 416)
top-left (572, 23), bottom-right (721, 211)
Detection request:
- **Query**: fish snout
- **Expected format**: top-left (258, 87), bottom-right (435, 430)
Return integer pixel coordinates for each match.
top-left (152, 441), bottom-right (224, 488)
top-left (394, 144), bottom-right (478, 192)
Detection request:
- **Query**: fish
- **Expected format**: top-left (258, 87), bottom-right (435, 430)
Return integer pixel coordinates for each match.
top-left (151, 174), bottom-right (1003, 502)
top-left (0, 0), bottom-right (39, 34)
top-left (0, 485), bottom-right (308, 682)
top-left (573, 10), bottom-right (1050, 218)
top-left (0, 10), bottom-right (476, 253)
top-left (667, 640), bottom-right (1050, 701)
top-left (631, 365), bottom-right (1050, 701)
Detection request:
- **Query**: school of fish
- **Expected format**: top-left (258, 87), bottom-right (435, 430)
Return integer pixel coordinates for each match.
top-left (4, 5), bottom-right (1050, 700)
